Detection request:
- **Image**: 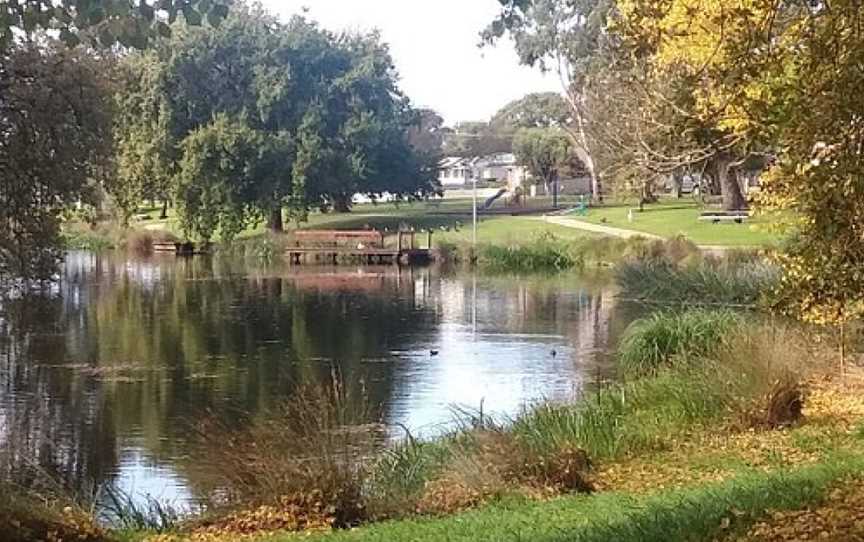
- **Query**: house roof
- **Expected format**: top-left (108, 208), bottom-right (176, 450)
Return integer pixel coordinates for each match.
top-left (439, 156), bottom-right (471, 169)
top-left (440, 153), bottom-right (518, 170)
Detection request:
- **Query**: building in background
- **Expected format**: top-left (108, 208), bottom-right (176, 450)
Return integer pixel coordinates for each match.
top-left (438, 153), bottom-right (529, 188)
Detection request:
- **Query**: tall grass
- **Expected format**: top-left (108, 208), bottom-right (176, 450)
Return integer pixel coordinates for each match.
top-left (188, 373), bottom-right (381, 529)
top-left (477, 240), bottom-right (583, 273)
top-left (504, 318), bottom-right (816, 462)
top-left (617, 310), bottom-right (745, 376)
top-left (617, 258), bottom-right (778, 307)
top-left (99, 484), bottom-right (181, 533)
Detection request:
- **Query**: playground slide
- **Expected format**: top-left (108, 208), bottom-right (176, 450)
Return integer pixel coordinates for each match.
top-left (482, 188), bottom-right (508, 210)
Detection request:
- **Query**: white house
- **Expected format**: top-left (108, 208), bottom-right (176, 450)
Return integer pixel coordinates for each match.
top-left (438, 156), bottom-right (475, 187)
top-left (474, 153), bottom-right (530, 186)
top-left (438, 154), bottom-right (530, 188)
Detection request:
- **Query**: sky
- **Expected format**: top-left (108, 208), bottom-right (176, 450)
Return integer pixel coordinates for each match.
top-left (260, 0), bottom-right (562, 125)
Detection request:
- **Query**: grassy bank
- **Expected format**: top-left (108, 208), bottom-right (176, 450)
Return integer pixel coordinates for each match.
top-left (106, 310), bottom-right (863, 542)
top-left (274, 459), bottom-right (864, 542)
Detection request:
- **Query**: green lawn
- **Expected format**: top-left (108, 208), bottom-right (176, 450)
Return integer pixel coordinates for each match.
top-left (130, 197), bottom-right (596, 247)
top-left (569, 199), bottom-right (784, 247)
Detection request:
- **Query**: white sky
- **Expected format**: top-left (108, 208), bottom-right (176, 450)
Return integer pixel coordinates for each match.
top-left (260, 0), bottom-right (562, 125)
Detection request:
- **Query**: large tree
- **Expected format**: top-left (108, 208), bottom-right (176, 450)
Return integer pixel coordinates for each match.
top-left (485, 0), bottom-right (755, 210)
top-left (114, 6), bottom-right (437, 240)
top-left (0, 42), bottom-right (114, 281)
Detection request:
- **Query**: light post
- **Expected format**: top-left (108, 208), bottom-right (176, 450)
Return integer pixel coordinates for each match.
top-left (472, 171), bottom-right (478, 246)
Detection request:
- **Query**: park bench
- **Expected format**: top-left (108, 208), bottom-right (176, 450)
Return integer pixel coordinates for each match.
top-left (293, 230), bottom-right (386, 249)
top-left (698, 211), bottom-right (750, 224)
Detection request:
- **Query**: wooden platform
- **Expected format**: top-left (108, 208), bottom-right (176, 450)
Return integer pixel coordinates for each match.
top-left (287, 229), bottom-right (432, 266)
top-left (152, 241), bottom-right (211, 255)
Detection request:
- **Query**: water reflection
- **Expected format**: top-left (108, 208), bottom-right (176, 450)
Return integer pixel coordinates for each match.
top-left (0, 252), bottom-right (640, 506)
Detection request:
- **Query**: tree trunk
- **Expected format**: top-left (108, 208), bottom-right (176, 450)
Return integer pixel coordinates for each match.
top-left (568, 85), bottom-right (603, 203)
top-left (160, 200), bottom-right (169, 220)
top-left (552, 171), bottom-right (559, 209)
top-left (672, 170), bottom-right (684, 199)
top-left (333, 194), bottom-right (351, 213)
top-left (268, 208), bottom-right (283, 233)
top-left (715, 155), bottom-right (747, 211)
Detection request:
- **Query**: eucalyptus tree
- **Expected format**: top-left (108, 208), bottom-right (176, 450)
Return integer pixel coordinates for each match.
top-left (486, 0), bottom-right (756, 210)
top-left (484, 0), bottom-right (612, 201)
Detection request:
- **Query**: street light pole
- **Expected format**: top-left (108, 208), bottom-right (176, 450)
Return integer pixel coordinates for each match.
top-left (472, 172), bottom-right (478, 246)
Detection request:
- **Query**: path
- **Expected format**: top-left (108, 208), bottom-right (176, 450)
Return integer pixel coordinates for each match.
top-left (535, 215), bottom-right (753, 253)
top-left (534, 215), bottom-right (663, 240)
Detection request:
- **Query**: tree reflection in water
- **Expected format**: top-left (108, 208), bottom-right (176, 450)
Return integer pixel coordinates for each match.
top-left (0, 252), bottom-right (639, 508)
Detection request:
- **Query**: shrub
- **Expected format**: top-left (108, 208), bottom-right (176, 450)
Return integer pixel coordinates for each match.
top-left (618, 310), bottom-right (745, 376)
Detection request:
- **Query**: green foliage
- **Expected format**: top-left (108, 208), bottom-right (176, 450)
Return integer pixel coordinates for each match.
top-left (176, 114), bottom-right (286, 241)
top-left (617, 310), bottom-right (744, 376)
top-left (0, 0), bottom-right (232, 50)
top-left (111, 52), bottom-right (175, 224)
top-left (442, 121), bottom-right (513, 158)
top-left (0, 42), bottom-right (113, 281)
top-left (512, 128), bottom-right (572, 187)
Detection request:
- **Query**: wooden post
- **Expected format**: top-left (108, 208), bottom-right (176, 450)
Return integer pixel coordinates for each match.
top-left (427, 229), bottom-right (432, 249)
top-left (397, 231), bottom-right (403, 253)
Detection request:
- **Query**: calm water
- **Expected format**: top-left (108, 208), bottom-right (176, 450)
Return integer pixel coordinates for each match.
top-left (0, 252), bottom-right (640, 507)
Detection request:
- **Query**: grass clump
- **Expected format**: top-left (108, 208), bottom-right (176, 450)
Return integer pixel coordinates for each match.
top-left (617, 309), bottom-right (745, 376)
top-left (476, 240), bottom-right (582, 273)
top-left (617, 256), bottom-right (778, 307)
top-left (100, 484), bottom-right (181, 534)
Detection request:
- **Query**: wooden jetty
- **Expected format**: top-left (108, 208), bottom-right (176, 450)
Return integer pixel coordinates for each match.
top-left (152, 241), bottom-right (211, 256)
top-left (286, 229), bottom-right (432, 266)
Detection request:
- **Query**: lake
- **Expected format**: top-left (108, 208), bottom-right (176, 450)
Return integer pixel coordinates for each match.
top-left (0, 252), bottom-right (641, 508)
